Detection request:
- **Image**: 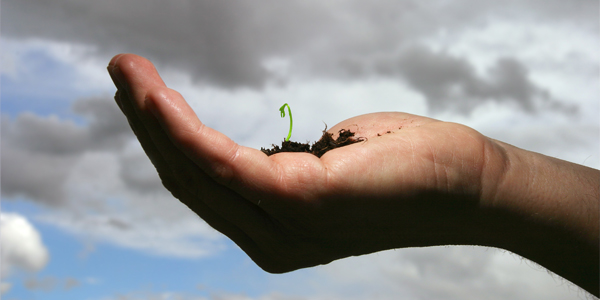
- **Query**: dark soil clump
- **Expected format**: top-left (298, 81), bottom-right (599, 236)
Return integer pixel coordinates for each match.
top-left (261, 128), bottom-right (364, 158)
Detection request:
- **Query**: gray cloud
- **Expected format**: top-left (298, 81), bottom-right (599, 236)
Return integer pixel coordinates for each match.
top-left (72, 96), bottom-right (134, 149)
top-left (118, 146), bottom-right (164, 195)
top-left (1, 97), bottom-right (132, 205)
top-left (3, 0), bottom-right (333, 88)
top-left (3, 0), bottom-right (596, 94)
top-left (23, 276), bottom-right (81, 292)
top-left (0, 142), bottom-right (74, 205)
top-left (1, 96), bottom-right (224, 258)
top-left (2, 97), bottom-right (130, 156)
top-left (364, 46), bottom-right (576, 114)
top-left (4, 113), bottom-right (88, 155)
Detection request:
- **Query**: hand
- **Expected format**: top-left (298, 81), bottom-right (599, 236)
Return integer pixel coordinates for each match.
top-left (107, 53), bottom-right (501, 270)
top-left (107, 54), bottom-right (598, 296)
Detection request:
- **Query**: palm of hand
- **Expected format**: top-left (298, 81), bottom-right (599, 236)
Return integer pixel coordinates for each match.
top-left (109, 54), bottom-right (494, 273)
top-left (159, 110), bottom-right (492, 273)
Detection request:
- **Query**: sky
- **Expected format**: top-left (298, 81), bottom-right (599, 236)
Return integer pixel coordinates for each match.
top-left (1, 1), bottom-right (599, 299)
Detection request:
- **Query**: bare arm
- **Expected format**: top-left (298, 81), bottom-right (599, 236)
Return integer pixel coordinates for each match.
top-left (479, 141), bottom-right (599, 295)
top-left (107, 53), bottom-right (599, 297)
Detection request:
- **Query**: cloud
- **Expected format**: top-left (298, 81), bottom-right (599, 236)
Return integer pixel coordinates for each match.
top-left (364, 46), bottom-right (576, 114)
top-left (23, 276), bottom-right (81, 292)
top-left (0, 212), bottom-right (50, 294)
top-left (1, 96), bottom-right (224, 258)
top-left (307, 247), bottom-right (586, 300)
top-left (3, 0), bottom-right (596, 94)
top-left (94, 246), bottom-right (589, 299)
top-left (3, 0), bottom-right (334, 88)
top-left (1, 96), bottom-right (131, 205)
top-left (2, 1), bottom-right (594, 115)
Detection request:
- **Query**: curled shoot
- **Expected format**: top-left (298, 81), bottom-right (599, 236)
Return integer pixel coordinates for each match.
top-left (279, 103), bottom-right (293, 141)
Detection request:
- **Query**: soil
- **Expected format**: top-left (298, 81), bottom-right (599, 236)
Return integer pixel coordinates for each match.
top-left (261, 128), bottom-right (364, 158)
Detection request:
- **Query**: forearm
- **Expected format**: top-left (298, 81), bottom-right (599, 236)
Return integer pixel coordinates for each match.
top-left (480, 141), bottom-right (599, 296)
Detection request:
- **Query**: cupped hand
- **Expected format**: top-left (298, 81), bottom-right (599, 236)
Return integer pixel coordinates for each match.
top-left (107, 54), bottom-right (506, 273)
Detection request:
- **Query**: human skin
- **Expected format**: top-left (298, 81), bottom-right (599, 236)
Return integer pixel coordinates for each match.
top-left (107, 54), bottom-right (599, 297)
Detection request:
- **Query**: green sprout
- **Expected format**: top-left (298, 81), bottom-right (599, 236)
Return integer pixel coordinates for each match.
top-left (279, 103), bottom-right (293, 141)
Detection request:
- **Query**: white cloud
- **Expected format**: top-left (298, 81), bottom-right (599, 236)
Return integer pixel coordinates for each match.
top-left (257, 247), bottom-right (586, 300)
top-left (0, 212), bottom-right (50, 294)
top-left (101, 245), bottom-right (589, 300)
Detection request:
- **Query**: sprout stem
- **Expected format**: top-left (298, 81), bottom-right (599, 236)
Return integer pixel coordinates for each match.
top-left (279, 103), bottom-right (293, 141)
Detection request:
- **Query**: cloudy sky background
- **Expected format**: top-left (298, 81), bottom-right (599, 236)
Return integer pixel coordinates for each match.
top-left (1, 1), bottom-right (598, 299)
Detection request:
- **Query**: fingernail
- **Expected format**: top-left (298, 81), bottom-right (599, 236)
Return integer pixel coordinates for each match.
top-left (108, 54), bottom-right (123, 68)
top-left (108, 65), bottom-right (127, 91)
top-left (107, 54), bottom-right (128, 91)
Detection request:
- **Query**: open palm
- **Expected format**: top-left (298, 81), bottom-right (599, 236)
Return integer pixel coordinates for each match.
top-left (108, 54), bottom-right (503, 273)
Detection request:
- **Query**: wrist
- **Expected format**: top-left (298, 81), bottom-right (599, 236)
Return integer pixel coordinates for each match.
top-left (477, 140), bottom-right (599, 295)
top-left (481, 140), bottom-right (599, 246)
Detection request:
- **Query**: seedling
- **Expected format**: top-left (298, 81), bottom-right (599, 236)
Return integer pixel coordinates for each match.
top-left (261, 103), bottom-right (363, 157)
top-left (279, 103), bottom-right (293, 141)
